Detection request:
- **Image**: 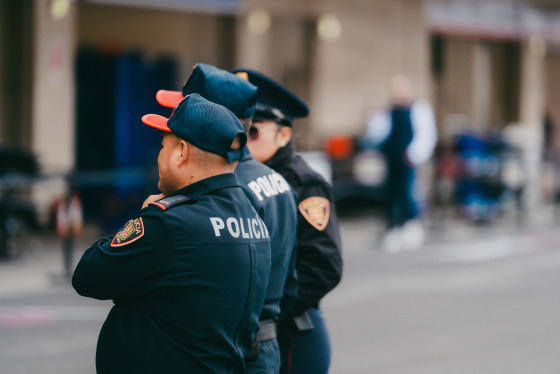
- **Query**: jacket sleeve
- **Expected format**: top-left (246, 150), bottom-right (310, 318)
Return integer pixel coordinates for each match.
top-left (290, 181), bottom-right (343, 316)
top-left (406, 100), bottom-right (438, 165)
top-left (278, 238), bottom-right (298, 322)
top-left (71, 210), bottom-right (174, 300)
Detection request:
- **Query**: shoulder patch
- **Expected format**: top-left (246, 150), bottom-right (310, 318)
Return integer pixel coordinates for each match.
top-left (299, 196), bottom-right (330, 231)
top-left (111, 218), bottom-right (145, 247)
top-left (150, 195), bottom-right (193, 210)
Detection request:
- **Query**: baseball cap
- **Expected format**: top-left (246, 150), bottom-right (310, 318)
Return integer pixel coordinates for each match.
top-left (156, 63), bottom-right (257, 119)
top-left (142, 93), bottom-right (246, 163)
top-left (231, 68), bottom-right (309, 126)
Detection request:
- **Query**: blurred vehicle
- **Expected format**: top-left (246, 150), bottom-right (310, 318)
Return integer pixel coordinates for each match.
top-left (0, 145), bottom-right (42, 259)
top-left (324, 135), bottom-right (387, 210)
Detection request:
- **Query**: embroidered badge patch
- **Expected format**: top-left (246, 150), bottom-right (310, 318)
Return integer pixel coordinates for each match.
top-left (299, 197), bottom-right (330, 231)
top-left (150, 199), bottom-right (170, 210)
top-left (111, 218), bottom-right (144, 247)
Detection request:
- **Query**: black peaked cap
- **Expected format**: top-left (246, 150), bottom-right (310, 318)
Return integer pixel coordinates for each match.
top-left (231, 68), bottom-right (309, 120)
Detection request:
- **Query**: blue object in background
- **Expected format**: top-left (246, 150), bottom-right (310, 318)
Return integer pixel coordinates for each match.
top-left (114, 52), bottom-right (176, 195)
top-left (110, 52), bottom-right (176, 229)
top-left (75, 48), bottom-right (177, 232)
top-left (453, 132), bottom-right (507, 221)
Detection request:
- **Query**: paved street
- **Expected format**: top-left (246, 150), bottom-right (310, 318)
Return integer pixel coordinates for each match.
top-left (326, 209), bottom-right (560, 374)
top-left (1, 210), bottom-right (560, 374)
top-left (0, 233), bottom-right (111, 374)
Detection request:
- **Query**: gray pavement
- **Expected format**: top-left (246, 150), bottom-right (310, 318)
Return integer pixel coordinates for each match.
top-left (0, 229), bottom-right (110, 374)
top-left (0, 231), bottom-right (96, 298)
top-left (0, 207), bottom-right (560, 373)
top-left (325, 206), bottom-right (560, 374)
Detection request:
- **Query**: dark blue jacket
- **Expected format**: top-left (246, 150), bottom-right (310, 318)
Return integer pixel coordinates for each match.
top-left (72, 173), bottom-right (271, 374)
top-left (235, 149), bottom-right (298, 322)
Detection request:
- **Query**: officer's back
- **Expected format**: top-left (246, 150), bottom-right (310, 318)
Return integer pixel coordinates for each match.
top-left (72, 94), bottom-right (271, 374)
top-left (235, 154), bottom-right (297, 320)
top-left (93, 181), bottom-right (270, 373)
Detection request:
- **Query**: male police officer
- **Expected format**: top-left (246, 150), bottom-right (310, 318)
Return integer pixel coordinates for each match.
top-left (156, 63), bottom-right (298, 374)
top-left (72, 93), bottom-right (271, 374)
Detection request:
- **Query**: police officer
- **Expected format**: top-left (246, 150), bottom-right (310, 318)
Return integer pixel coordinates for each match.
top-left (72, 93), bottom-right (271, 374)
top-left (155, 63), bottom-right (298, 374)
top-left (232, 68), bottom-right (343, 374)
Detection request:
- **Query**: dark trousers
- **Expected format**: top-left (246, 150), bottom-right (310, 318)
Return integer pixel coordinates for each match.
top-left (278, 308), bottom-right (331, 374)
top-left (385, 164), bottom-right (418, 228)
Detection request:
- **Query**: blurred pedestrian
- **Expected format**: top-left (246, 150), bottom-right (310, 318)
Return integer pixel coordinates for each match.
top-left (365, 74), bottom-right (437, 252)
top-left (156, 63), bottom-right (299, 374)
top-left (233, 68), bottom-right (343, 374)
top-left (72, 93), bottom-right (271, 373)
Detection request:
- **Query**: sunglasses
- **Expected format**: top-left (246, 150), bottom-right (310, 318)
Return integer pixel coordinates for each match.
top-left (248, 125), bottom-right (282, 140)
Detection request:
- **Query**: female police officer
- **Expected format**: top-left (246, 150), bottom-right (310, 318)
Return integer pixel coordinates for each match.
top-left (233, 68), bottom-right (343, 374)
top-left (72, 94), bottom-right (271, 373)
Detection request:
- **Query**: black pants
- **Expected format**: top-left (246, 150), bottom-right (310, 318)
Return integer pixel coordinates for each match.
top-left (385, 164), bottom-right (418, 228)
top-left (278, 308), bottom-right (331, 374)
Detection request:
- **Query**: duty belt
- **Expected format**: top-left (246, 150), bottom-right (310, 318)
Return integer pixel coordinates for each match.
top-left (256, 319), bottom-right (277, 342)
top-left (292, 310), bottom-right (315, 332)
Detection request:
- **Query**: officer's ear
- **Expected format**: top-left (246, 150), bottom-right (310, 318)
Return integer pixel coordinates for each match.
top-left (177, 139), bottom-right (189, 163)
top-left (277, 126), bottom-right (292, 147)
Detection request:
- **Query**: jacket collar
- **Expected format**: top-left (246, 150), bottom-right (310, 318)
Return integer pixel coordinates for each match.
top-left (240, 146), bottom-right (253, 162)
top-left (265, 141), bottom-right (294, 171)
top-left (171, 173), bottom-right (240, 198)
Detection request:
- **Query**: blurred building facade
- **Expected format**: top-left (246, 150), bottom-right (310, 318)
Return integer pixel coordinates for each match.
top-left (1, 0), bottom-right (560, 218)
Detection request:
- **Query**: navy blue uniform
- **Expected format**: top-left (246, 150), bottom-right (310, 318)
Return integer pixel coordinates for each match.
top-left (230, 66), bottom-right (343, 374)
top-left (267, 143), bottom-right (343, 374)
top-left (381, 106), bottom-right (418, 227)
top-left (72, 173), bottom-right (271, 374)
top-left (236, 148), bottom-right (298, 374)
top-left (155, 63), bottom-right (299, 373)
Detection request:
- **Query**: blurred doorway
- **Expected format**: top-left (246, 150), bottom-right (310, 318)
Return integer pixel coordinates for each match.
top-left (431, 36), bottom-right (521, 131)
top-left (75, 47), bottom-right (177, 230)
top-left (0, 0), bottom-right (33, 147)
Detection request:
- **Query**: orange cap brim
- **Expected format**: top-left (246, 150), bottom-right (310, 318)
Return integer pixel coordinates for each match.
top-left (142, 114), bottom-right (172, 132)
top-left (156, 90), bottom-right (184, 108)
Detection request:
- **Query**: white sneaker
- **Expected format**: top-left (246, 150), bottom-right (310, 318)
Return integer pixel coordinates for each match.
top-left (401, 220), bottom-right (425, 251)
top-left (381, 228), bottom-right (403, 253)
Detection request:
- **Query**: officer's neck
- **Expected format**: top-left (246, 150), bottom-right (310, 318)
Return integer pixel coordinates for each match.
top-left (175, 160), bottom-right (236, 190)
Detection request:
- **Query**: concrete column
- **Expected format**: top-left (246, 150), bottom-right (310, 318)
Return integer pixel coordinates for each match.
top-left (32, 0), bottom-right (76, 174)
top-left (235, 10), bottom-right (272, 71)
top-left (519, 36), bottom-right (546, 211)
top-left (472, 41), bottom-right (491, 129)
top-left (32, 0), bottom-right (77, 220)
top-left (520, 38), bottom-right (545, 128)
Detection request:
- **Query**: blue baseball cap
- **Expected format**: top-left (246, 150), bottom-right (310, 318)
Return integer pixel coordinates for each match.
top-left (142, 93), bottom-right (246, 163)
top-left (231, 68), bottom-right (309, 126)
top-left (156, 63), bottom-right (257, 119)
